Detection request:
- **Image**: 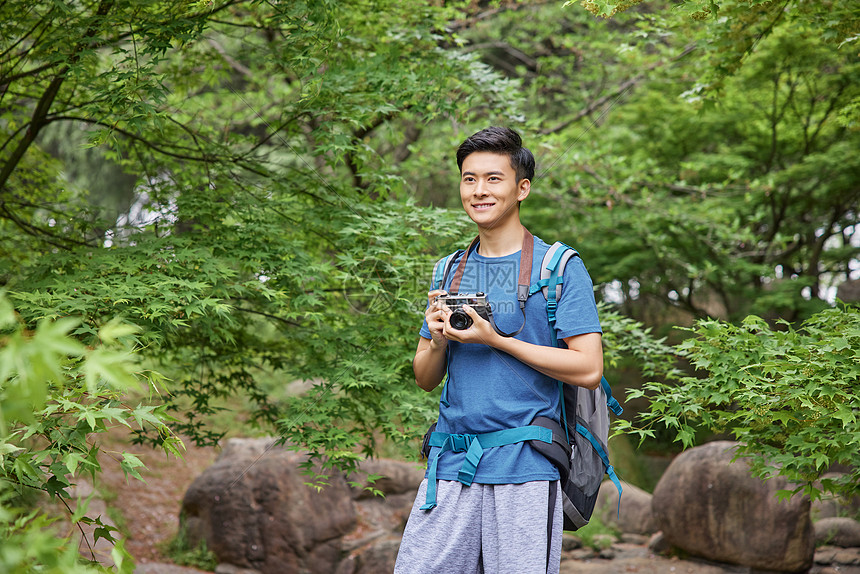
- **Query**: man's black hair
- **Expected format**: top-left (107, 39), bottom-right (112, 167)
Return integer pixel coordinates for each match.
top-left (456, 126), bottom-right (535, 183)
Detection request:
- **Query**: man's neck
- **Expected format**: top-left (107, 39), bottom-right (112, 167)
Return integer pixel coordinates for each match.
top-left (476, 220), bottom-right (525, 257)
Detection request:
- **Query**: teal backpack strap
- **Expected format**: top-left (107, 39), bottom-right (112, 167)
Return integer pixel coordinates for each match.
top-left (541, 242), bottom-right (579, 324)
top-left (530, 242), bottom-right (581, 442)
top-left (601, 376), bottom-right (623, 416)
top-left (431, 250), bottom-right (463, 291)
top-left (576, 419), bottom-right (623, 517)
top-left (420, 425), bottom-right (553, 510)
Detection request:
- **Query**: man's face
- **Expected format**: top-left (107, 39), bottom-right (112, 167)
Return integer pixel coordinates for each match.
top-left (459, 152), bottom-right (530, 230)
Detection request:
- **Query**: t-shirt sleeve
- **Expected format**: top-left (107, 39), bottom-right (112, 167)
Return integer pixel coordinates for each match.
top-left (553, 255), bottom-right (602, 340)
top-left (419, 313), bottom-right (431, 339)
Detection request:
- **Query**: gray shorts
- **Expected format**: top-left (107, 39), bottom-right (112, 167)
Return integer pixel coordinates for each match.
top-left (394, 479), bottom-right (562, 574)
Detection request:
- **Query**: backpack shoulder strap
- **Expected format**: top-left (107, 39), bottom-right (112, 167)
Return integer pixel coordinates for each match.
top-left (431, 250), bottom-right (463, 291)
top-left (529, 241), bottom-right (581, 327)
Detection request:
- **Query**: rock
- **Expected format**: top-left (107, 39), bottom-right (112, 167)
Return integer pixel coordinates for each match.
top-left (345, 458), bottom-right (424, 545)
top-left (815, 517), bottom-right (860, 548)
top-left (336, 535), bottom-right (401, 574)
top-left (621, 533), bottom-right (649, 545)
top-left (836, 279), bottom-right (860, 302)
top-left (611, 542), bottom-right (651, 560)
top-left (652, 441), bottom-right (814, 573)
top-left (595, 479), bottom-right (656, 535)
top-left (816, 546), bottom-right (840, 564)
top-left (180, 438), bottom-right (430, 574)
top-left (180, 439), bottom-right (357, 574)
top-left (567, 547), bottom-right (597, 560)
top-left (215, 565), bottom-right (263, 574)
top-left (135, 565), bottom-right (214, 574)
top-left (647, 531), bottom-right (671, 555)
top-left (811, 473), bottom-right (860, 520)
top-left (561, 533), bottom-right (582, 551)
top-left (350, 458), bottom-right (424, 499)
top-left (833, 547), bottom-right (860, 566)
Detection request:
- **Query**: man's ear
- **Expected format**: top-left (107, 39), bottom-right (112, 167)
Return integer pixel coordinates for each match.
top-left (517, 178), bottom-right (531, 202)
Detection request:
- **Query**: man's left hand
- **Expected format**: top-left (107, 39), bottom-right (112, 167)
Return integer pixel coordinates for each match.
top-left (442, 305), bottom-right (498, 346)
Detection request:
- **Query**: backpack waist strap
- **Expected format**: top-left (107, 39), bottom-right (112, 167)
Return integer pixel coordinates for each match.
top-left (420, 425), bottom-right (553, 511)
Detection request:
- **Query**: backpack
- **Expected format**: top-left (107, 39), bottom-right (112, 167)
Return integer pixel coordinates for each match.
top-left (423, 238), bottom-right (623, 531)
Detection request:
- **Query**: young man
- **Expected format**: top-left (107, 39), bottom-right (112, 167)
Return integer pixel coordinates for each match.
top-left (394, 127), bottom-right (603, 574)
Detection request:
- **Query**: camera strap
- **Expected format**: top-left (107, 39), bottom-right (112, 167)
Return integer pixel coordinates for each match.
top-left (447, 228), bottom-right (533, 337)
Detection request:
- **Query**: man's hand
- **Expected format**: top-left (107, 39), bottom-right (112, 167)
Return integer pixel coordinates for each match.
top-left (424, 289), bottom-right (449, 349)
top-left (442, 304), bottom-right (498, 346)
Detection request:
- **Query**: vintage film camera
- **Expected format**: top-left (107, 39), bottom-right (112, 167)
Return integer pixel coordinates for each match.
top-left (434, 292), bottom-right (492, 330)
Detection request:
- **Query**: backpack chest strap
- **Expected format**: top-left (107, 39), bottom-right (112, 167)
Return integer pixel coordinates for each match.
top-left (420, 425), bottom-right (552, 511)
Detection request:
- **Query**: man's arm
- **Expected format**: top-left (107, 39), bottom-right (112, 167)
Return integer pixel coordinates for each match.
top-left (412, 289), bottom-right (449, 391)
top-left (413, 336), bottom-right (448, 391)
top-left (495, 331), bottom-right (603, 389)
top-left (442, 305), bottom-right (603, 389)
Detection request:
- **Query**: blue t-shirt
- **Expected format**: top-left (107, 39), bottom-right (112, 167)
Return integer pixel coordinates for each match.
top-left (419, 236), bottom-right (602, 484)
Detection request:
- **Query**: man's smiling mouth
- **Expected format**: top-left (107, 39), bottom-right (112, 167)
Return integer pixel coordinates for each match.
top-left (473, 203), bottom-right (495, 209)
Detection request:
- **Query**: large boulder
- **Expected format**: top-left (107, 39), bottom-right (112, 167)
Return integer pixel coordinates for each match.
top-left (652, 441), bottom-right (814, 573)
top-left (180, 438), bottom-right (357, 574)
top-left (594, 480), bottom-right (656, 535)
top-left (815, 517), bottom-right (860, 548)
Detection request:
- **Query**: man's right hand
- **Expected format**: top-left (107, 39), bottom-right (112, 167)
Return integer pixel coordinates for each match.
top-left (425, 289), bottom-right (449, 349)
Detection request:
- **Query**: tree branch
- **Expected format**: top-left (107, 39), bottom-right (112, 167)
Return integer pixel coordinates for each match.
top-left (0, 0), bottom-right (115, 196)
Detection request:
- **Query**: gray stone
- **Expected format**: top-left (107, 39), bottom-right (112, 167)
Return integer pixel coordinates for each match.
top-left (350, 458), bottom-right (425, 499)
top-left (810, 473), bottom-right (860, 521)
top-left (652, 441), bottom-right (814, 573)
top-left (337, 535), bottom-right (401, 574)
top-left (135, 565), bottom-right (214, 574)
top-left (836, 279), bottom-right (860, 302)
top-left (181, 442), bottom-right (357, 574)
top-left (214, 565), bottom-right (263, 574)
top-left (816, 517), bottom-right (860, 548)
top-left (568, 547), bottom-right (597, 560)
top-left (595, 479), bottom-right (657, 535)
top-left (647, 531), bottom-right (671, 555)
top-left (833, 548), bottom-right (860, 566)
top-left (816, 546), bottom-right (840, 564)
top-left (561, 532), bottom-right (583, 552)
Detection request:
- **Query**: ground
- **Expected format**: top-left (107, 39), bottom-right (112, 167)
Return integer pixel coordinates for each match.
top-left (92, 426), bottom-right (219, 564)
top-left (81, 427), bottom-right (860, 574)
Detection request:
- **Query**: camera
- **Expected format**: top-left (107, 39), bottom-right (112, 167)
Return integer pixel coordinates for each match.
top-left (435, 292), bottom-right (492, 330)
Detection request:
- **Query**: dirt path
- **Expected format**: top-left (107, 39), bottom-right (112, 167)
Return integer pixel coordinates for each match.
top-left (94, 426), bottom-right (219, 564)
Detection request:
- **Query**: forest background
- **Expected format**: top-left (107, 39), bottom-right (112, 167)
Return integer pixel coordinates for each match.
top-left (1, 0), bottom-right (858, 571)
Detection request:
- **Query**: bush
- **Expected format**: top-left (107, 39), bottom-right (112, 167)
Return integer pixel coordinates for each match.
top-left (0, 294), bottom-right (180, 571)
top-left (622, 304), bottom-right (860, 502)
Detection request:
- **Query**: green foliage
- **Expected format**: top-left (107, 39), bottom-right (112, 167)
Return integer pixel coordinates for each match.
top-left (493, 2), bottom-right (860, 324)
top-left (567, 0), bottom-right (859, 124)
top-left (569, 509), bottom-right (620, 549)
top-left (0, 293), bottom-right (176, 571)
top-left (2, 0), bottom-right (858, 565)
top-left (623, 304), bottom-right (860, 501)
top-left (1, 0), bottom-right (519, 471)
top-left (165, 521), bottom-right (218, 571)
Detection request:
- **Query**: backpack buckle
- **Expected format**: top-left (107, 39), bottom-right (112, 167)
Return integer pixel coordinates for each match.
top-left (546, 299), bottom-right (558, 320)
top-left (449, 433), bottom-right (473, 453)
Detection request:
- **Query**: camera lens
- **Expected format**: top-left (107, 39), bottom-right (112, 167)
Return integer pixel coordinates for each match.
top-left (449, 309), bottom-right (472, 330)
